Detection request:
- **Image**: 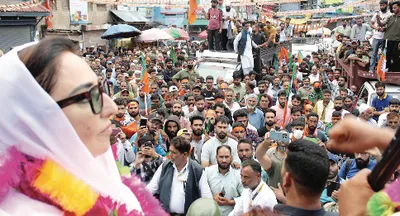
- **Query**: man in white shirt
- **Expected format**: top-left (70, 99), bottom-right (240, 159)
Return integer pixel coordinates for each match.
top-left (358, 104), bottom-right (378, 127)
top-left (201, 116), bottom-right (241, 167)
top-left (147, 136), bottom-right (212, 215)
top-left (369, 0), bottom-right (392, 73)
top-left (224, 88), bottom-right (241, 114)
top-left (229, 159), bottom-right (277, 216)
top-left (204, 145), bottom-right (243, 216)
top-left (221, 3), bottom-right (237, 51)
top-left (378, 98), bottom-right (400, 127)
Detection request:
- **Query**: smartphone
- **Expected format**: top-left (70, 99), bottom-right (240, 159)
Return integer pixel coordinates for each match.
top-left (139, 118), bottom-right (148, 127)
top-left (326, 181), bottom-right (340, 197)
top-left (270, 131), bottom-right (290, 143)
top-left (219, 187), bottom-right (225, 197)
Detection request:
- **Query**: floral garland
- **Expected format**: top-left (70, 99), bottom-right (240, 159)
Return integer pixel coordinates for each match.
top-left (0, 147), bottom-right (168, 216)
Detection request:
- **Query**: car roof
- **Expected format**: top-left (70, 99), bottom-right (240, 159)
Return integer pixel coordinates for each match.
top-left (201, 50), bottom-right (237, 60)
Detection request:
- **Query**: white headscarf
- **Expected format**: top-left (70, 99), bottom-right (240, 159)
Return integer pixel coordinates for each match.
top-left (0, 42), bottom-right (142, 213)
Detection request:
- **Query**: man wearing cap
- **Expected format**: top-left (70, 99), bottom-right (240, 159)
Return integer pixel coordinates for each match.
top-left (350, 17), bottom-right (371, 42)
top-left (221, 2), bottom-right (237, 51)
top-left (234, 21), bottom-right (259, 76)
top-left (358, 104), bottom-right (378, 127)
top-left (320, 153), bottom-right (343, 205)
top-left (263, 20), bottom-right (276, 47)
top-left (369, 0), bottom-right (392, 73)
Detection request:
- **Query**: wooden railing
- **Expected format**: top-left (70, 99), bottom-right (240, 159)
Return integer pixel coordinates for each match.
top-left (337, 58), bottom-right (400, 86)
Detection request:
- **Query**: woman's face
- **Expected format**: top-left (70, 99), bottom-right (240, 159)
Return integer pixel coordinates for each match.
top-left (50, 52), bottom-right (117, 157)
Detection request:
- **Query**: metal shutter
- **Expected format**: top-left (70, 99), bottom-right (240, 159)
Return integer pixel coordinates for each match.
top-left (0, 26), bottom-right (31, 52)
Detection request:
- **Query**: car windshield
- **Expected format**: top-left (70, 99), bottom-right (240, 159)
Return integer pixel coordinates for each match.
top-left (197, 62), bottom-right (237, 82)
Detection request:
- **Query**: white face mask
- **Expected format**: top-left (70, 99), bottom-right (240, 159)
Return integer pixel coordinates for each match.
top-left (293, 130), bottom-right (304, 139)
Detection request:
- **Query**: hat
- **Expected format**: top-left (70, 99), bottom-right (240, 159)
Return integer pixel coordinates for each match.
top-left (148, 113), bottom-right (164, 123)
top-left (351, 40), bottom-right (358, 44)
top-left (379, 0), bottom-right (388, 4)
top-left (328, 152), bottom-right (338, 164)
top-left (106, 60), bottom-right (113, 64)
top-left (177, 129), bottom-right (190, 137)
top-left (192, 85), bottom-right (202, 90)
top-left (358, 103), bottom-right (370, 114)
top-left (169, 85), bottom-right (178, 92)
top-left (220, 83), bottom-right (228, 89)
top-left (120, 89), bottom-right (129, 94)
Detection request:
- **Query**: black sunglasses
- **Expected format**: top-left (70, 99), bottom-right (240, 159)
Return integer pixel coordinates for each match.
top-left (56, 84), bottom-right (104, 114)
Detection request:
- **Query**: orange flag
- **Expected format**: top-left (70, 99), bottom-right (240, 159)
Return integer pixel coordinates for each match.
top-left (188, 0), bottom-right (199, 25)
top-left (278, 46), bottom-right (289, 64)
top-left (376, 54), bottom-right (386, 81)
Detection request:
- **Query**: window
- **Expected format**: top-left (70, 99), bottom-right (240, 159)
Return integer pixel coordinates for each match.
top-left (88, 3), bottom-right (93, 12)
top-left (97, 4), bottom-right (106, 11)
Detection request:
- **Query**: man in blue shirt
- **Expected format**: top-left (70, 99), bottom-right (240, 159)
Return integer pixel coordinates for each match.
top-left (372, 81), bottom-right (393, 121)
top-left (244, 94), bottom-right (265, 130)
top-left (338, 152), bottom-right (377, 180)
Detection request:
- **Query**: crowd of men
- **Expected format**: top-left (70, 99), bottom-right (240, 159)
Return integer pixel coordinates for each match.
top-left (80, 2), bottom-right (400, 215)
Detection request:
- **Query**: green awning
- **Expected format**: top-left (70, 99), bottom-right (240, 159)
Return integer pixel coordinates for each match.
top-left (182, 19), bottom-right (208, 26)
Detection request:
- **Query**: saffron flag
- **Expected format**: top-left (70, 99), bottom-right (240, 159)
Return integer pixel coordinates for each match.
top-left (140, 54), bottom-right (150, 94)
top-left (278, 46), bottom-right (289, 65)
top-left (376, 54), bottom-right (386, 81)
top-left (297, 51), bottom-right (303, 64)
top-left (188, 0), bottom-right (200, 25)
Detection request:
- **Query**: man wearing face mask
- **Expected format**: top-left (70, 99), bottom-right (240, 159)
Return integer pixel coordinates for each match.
top-left (378, 98), bottom-right (400, 127)
top-left (290, 119), bottom-right (306, 141)
top-left (172, 58), bottom-right (199, 87)
top-left (339, 152), bottom-right (377, 180)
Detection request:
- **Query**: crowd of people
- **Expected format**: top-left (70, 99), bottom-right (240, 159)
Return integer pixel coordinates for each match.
top-left (78, 3), bottom-right (400, 214)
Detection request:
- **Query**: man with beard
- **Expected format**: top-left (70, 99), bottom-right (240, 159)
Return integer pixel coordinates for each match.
top-left (131, 113), bottom-right (167, 157)
top-left (172, 101), bottom-right (190, 130)
top-left (369, 0), bottom-right (391, 73)
top-left (313, 89), bottom-right (334, 124)
top-left (325, 96), bottom-right (350, 123)
top-left (163, 58), bottom-right (177, 83)
top-left (190, 115), bottom-right (206, 163)
top-left (304, 112), bottom-right (328, 143)
top-left (257, 108), bottom-right (279, 137)
top-left (258, 94), bottom-right (272, 114)
top-left (244, 94), bottom-right (264, 130)
top-left (233, 108), bottom-right (262, 146)
top-left (224, 88), bottom-right (241, 113)
top-left (339, 152), bottom-right (377, 180)
top-left (378, 98), bottom-right (400, 127)
top-left (229, 159), bottom-right (277, 216)
top-left (297, 77), bottom-right (313, 100)
top-left (189, 95), bottom-right (206, 118)
top-left (372, 81), bottom-right (393, 121)
top-left (272, 90), bottom-right (291, 127)
top-left (172, 58), bottom-right (200, 87)
top-left (345, 46), bottom-right (370, 68)
top-left (204, 145), bottom-right (243, 216)
top-left (112, 98), bottom-right (138, 139)
top-left (202, 76), bottom-right (219, 98)
top-left (358, 104), bottom-right (378, 127)
top-left (343, 95), bottom-right (356, 113)
top-left (333, 76), bottom-right (353, 98)
top-left (320, 153), bottom-right (343, 206)
top-left (201, 116), bottom-right (240, 168)
top-left (182, 93), bottom-right (196, 117)
top-left (164, 115), bottom-right (181, 151)
top-left (229, 71), bottom-right (246, 102)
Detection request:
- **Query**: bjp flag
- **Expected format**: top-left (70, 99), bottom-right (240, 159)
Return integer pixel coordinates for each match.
top-left (188, 0), bottom-right (200, 25)
top-left (278, 46), bottom-right (289, 64)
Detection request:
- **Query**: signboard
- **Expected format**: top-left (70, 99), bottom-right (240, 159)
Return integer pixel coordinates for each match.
top-left (70, 0), bottom-right (89, 25)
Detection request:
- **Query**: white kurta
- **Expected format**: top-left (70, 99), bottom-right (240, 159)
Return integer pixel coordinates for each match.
top-left (234, 32), bottom-right (258, 75)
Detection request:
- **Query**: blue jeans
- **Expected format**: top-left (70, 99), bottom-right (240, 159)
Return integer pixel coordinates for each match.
top-left (369, 38), bottom-right (385, 72)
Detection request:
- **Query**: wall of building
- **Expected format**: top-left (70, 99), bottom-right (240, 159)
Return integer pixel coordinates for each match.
top-left (50, 0), bottom-right (113, 30)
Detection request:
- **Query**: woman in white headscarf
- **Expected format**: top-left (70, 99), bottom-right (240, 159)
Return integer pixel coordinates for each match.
top-left (0, 38), bottom-right (167, 215)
